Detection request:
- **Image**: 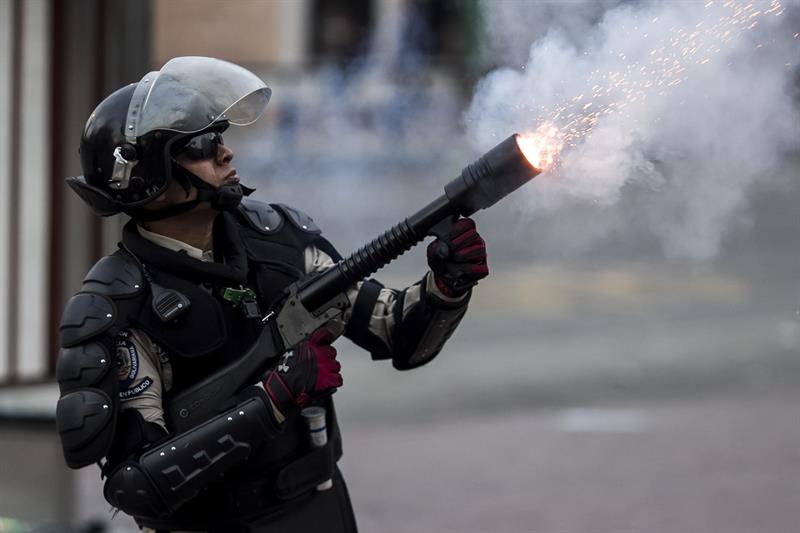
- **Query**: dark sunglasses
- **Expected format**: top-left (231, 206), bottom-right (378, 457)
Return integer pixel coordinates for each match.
top-left (174, 131), bottom-right (224, 161)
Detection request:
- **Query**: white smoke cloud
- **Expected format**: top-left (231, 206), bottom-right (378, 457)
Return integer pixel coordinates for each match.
top-left (468, 0), bottom-right (800, 260)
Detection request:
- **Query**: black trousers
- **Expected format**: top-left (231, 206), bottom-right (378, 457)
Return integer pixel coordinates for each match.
top-left (245, 467), bottom-right (357, 533)
top-left (146, 467), bottom-right (358, 533)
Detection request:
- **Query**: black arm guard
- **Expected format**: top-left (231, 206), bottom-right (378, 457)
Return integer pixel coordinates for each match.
top-left (103, 389), bottom-right (278, 517)
top-left (56, 255), bottom-right (146, 469)
top-left (391, 282), bottom-right (471, 370)
top-left (56, 340), bottom-right (118, 468)
top-left (346, 276), bottom-right (470, 370)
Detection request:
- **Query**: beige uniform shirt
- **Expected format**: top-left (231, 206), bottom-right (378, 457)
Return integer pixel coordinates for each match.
top-left (118, 225), bottom-right (463, 429)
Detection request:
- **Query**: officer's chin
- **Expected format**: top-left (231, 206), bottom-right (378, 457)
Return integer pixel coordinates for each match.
top-left (211, 182), bottom-right (250, 211)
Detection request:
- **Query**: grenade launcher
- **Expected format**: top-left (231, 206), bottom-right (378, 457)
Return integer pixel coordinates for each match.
top-left (165, 134), bottom-right (542, 431)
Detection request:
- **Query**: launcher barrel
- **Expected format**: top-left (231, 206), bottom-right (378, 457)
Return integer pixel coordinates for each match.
top-left (298, 134), bottom-right (541, 311)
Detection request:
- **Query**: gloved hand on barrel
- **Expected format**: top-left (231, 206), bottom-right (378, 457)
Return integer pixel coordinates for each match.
top-left (426, 218), bottom-right (489, 298)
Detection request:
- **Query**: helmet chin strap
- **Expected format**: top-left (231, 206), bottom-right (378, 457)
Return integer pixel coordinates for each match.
top-left (126, 163), bottom-right (254, 222)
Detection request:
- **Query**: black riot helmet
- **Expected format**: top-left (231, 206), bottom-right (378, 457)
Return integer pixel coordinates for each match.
top-left (67, 56), bottom-right (271, 219)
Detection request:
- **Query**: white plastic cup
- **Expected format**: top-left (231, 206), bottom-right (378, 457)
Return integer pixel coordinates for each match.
top-left (301, 406), bottom-right (333, 491)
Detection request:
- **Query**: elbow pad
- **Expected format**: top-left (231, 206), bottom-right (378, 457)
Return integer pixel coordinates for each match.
top-left (103, 389), bottom-right (277, 518)
top-left (391, 283), bottom-right (470, 370)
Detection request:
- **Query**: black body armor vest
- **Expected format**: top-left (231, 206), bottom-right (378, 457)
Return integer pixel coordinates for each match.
top-left (115, 201), bottom-right (332, 391)
top-left (57, 199), bottom-right (346, 528)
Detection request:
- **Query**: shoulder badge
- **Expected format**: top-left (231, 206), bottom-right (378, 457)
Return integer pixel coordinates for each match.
top-left (115, 331), bottom-right (139, 389)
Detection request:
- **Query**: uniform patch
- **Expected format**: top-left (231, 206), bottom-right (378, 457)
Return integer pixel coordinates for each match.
top-left (115, 332), bottom-right (139, 388)
top-left (119, 377), bottom-right (153, 400)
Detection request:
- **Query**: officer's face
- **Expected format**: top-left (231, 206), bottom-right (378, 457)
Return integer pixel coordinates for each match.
top-left (143, 135), bottom-right (238, 213)
top-left (174, 135), bottom-right (238, 189)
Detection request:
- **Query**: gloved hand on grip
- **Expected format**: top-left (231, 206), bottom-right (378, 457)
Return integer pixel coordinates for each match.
top-left (263, 328), bottom-right (342, 419)
top-left (427, 217), bottom-right (489, 298)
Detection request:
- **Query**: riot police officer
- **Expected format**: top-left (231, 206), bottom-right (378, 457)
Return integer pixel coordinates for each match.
top-left (55, 57), bottom-right (488, 532)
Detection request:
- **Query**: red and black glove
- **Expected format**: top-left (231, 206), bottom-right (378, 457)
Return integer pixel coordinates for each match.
top-left (263, 328), bottom-right (342, 418)
top-left (427, 217), bottom-right (489, 298)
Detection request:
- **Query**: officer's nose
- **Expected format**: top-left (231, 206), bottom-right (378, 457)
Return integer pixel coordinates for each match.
top-left (217, 143), bottom-right (234, 165)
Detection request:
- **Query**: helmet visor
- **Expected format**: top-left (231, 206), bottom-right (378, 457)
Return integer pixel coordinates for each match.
top-left (128, 56), bottom-right (271, 139)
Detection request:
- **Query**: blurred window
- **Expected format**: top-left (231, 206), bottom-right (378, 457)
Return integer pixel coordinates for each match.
top-left (310, 0), bottom-right (374, 62)
top-left (406, 0), bottom-right (466, 58)
top-left (403, 0), bottom-right (482, 79)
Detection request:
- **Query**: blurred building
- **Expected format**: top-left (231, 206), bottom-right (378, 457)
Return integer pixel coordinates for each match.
top-left (0, 0), bottom-right (151, 388)
top-left (0, 0), bottom-right (153, 527)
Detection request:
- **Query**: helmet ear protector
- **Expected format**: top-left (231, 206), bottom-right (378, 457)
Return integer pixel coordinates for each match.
top-left (109, 142), bottom-right (139, 191)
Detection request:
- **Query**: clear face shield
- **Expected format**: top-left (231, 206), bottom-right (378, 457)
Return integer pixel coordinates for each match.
top-left (111, 57), bottom-right (271, 189)
top-left (128, 56), bottom-right (270, 138)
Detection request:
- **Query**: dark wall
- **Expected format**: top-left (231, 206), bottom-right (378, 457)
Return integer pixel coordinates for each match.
top-left (48, 0), bottom-right (152, 373)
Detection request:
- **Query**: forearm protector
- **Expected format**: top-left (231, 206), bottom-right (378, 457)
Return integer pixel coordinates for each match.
top-left (103, 389), bottom-right (278, 518)
top-left (391, 283), bottom-right (470, 370)
top-left (346, 277), bottom-right (470, 370)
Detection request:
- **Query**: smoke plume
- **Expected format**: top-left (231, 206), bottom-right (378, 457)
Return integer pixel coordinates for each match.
top-left (467, 0), bottom-right (800, 260)
top-left (236, 1), bottom-right (799, 264)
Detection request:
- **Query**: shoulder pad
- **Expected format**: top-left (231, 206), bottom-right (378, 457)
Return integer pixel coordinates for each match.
top-left (81, 255), bottom-right (145, 298)
top-left (57, 341), bottom-right (113, 393)
top-left (275, 203), bottom-right (322, 235)
top-left (60, 293), bottom-right (116, 348)
top-left (238, 197), bottom-right (283, 235)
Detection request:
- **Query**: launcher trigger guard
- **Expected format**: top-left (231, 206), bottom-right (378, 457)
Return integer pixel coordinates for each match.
top-left (428, 215), bottom-right (459, 240)
top-left (274, 281), bottom-right (348, 348)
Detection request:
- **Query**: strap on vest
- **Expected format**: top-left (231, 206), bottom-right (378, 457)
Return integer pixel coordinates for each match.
top-left (344, 278), bottom-right (392, 360)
